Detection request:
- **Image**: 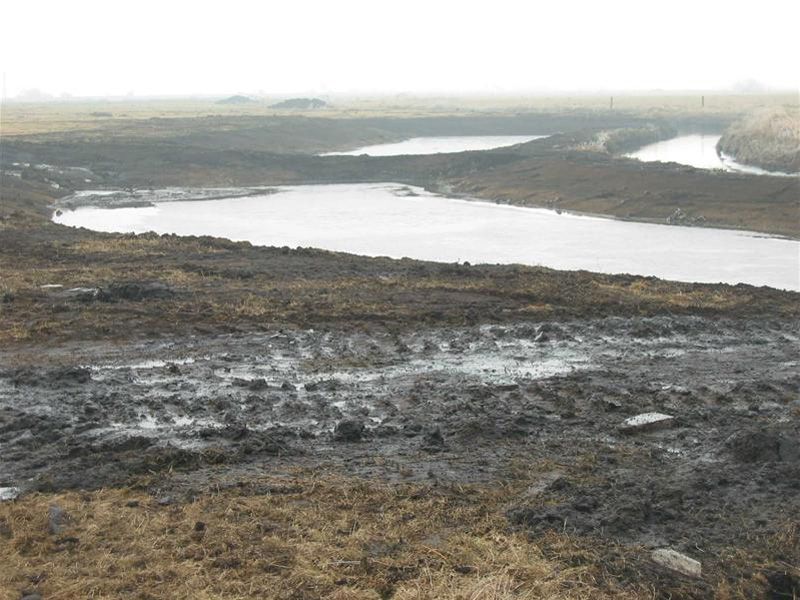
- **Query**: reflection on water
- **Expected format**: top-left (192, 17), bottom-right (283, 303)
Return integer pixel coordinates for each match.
top-left (321, 135), bottom-right (547, 156)
top-left (626, 134), bottom-right (796, 177)
top-left (54, 184), bottom-right (799, 290)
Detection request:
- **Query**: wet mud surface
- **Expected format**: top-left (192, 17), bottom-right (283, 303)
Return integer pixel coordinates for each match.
top-left (2, 316), bottom-right (798, 560)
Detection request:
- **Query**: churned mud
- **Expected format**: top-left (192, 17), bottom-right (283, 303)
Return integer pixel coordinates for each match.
top-left (2, 316), bottom-right (797, 578)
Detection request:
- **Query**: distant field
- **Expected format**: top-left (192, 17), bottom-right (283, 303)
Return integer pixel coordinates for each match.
top-left (1, 93), bottom-right (796, 136)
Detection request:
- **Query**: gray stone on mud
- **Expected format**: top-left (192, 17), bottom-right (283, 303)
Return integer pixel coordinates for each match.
top-left (651, 548), bottom-right (702, 578)
top-left (0, 487), bottom-right (20, 502)
top-left (48, 504), bottom-right (69, 534)
top-left (618, 412), bottom-right (675, 434)
top-left (333, 419), bottom-right (365, 442)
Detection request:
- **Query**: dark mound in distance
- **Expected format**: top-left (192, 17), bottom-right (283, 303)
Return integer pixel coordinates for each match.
top-left (216, 95), bottom-right (257, 105)
top-left (270, 97), bottom-right (328, 110)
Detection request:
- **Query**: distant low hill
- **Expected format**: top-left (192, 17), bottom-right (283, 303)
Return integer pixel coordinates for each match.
top-left (269, 98), bottom-right (328, 110)
top-left (216, 95), bottom-right (257, 105)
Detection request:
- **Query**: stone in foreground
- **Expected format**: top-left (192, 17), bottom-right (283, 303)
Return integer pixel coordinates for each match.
top-left (619, 412), bottom-right (675, 434)
top-left (651, 548), bottom-right (702, 578)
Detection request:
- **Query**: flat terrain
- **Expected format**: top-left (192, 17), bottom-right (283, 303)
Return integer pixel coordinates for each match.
top-left (1, 96), bottom-right (798, 599)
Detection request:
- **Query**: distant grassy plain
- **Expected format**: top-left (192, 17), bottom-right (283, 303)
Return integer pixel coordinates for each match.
top-left (2, 93), bottom-right (796, 136)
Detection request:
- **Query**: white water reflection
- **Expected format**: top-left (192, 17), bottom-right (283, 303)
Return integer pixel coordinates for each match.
top-left (54, 183), bottom-right (799, 290)
top-left (322, 135), bottom-right (547, 156)
top-left (626, 134), bottom-right (797, 177)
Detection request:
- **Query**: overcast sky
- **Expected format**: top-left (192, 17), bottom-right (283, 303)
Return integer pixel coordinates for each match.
top-left (2, 0), bottom-right (798, 99)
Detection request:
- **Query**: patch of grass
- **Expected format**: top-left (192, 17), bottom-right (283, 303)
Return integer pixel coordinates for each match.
top-left (0, 476), bottom-right (638, 600)
top-left (2, 473), bottom-right (793, 599)
top-left (718, 105), bottom-right (800, 172)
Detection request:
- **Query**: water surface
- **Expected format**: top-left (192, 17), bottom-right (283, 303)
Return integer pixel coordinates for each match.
top-left (626, 134), bottom-right (796, 176)
top-left (54, 184), bottom-right (799, 290)
top-left (322, 135), bottom-right (547, 156)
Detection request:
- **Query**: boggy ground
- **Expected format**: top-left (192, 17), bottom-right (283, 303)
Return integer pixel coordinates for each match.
top-left (1, 316), bottom-right (798, 598)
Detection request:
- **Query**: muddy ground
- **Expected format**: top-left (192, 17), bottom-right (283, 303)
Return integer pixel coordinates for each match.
top-left (1, 107), bottom-right (799, 598)
top-left (1, 315), bottom-right (799, 596)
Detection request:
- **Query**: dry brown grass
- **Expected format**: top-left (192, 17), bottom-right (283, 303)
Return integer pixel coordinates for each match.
top-left (70, 237), bottom-right (232, 257)
top-left (1, 232), bottom-right (797, 346)
top-left (0, 476), bottom-right (640, 600)
top-left (718, 104), bottom-right (800, 172)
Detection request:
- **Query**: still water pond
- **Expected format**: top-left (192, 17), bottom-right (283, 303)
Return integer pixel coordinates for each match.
top-left (626, 134), bottom-right (796, 176)
top-left (54, 184), bottom-right (799, 290)
top-left (322, 135), bottom-right (547, 156)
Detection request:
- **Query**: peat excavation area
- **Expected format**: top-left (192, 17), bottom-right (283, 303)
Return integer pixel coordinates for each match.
top-left (0, 109), bottom-right (798, 598)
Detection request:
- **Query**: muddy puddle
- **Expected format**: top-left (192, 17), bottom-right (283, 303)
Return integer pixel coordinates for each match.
top-left (2, 316), bottom-right (797, 493)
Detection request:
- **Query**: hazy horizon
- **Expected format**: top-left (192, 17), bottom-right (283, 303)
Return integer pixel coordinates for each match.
top-left (2, 0), bottom-right (798, 100)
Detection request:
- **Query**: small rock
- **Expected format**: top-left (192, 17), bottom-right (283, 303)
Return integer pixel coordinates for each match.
top-left (21, 593), bottom-right (42, 600)
top-left (62, 287), bottom-right (102, 302)
top-left (618, 412), bottom-right (675, 434)
top-left (651, 548), bottom-right (702, 578)
top-left (421, 427), bottom-right (445, 452)
top-left (0, 487), bottom-right (20, 502)
top-left (534, 331), bottom-right (549, 343)
top-left (522, 471), bottom-right (566, 499)
top-left (125, 500), bottom-right (139, 508)
top-left (48, 505), bottom-right (69, 535)
top-left (156, 496), bottom-right (173, 506)
top-left (333, 419), bottom-right (364, 442)
top-left (247, 378), bottom-right (269, 391)
top-left (194, 521), bottom-right (206, 532)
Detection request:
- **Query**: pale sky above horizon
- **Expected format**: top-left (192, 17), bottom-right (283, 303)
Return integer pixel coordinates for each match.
top-left (1, 0), bottom-right (798, 99)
